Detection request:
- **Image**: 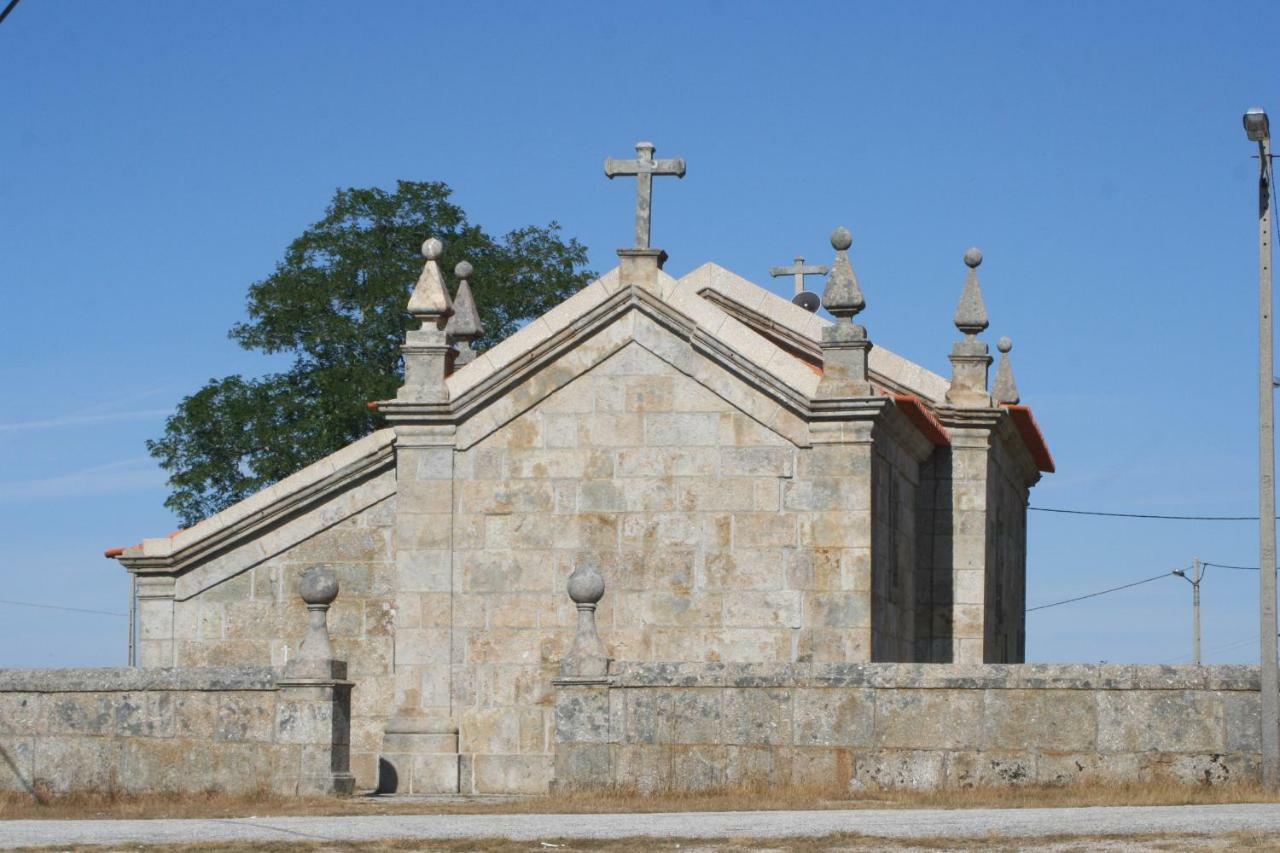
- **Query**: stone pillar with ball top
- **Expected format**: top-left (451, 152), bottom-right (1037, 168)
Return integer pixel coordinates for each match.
top-left (552, 564), bottom-right (612, 788)
top-left (275, 567), bottom-right (355, 796)
top-left (936, 248), bottom-right (1004, 664)
top-left (805, 227), bottom-right (895, 661)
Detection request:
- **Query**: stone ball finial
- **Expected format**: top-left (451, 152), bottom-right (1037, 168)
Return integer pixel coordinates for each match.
top-left (964, 247), bottom-right (983, 268)
top-left (567, 563), bottom-right (605, 606)
top-left (421, 237), bottom-right (444, 260)
top-left (299, 566), bottom-right (339, 607)
top-left (831, 227), bottom-right (853, 252)
top-left (997, 336), bottom-right (1012, 353)
top-left (454, 260), bottom-right (473, 280)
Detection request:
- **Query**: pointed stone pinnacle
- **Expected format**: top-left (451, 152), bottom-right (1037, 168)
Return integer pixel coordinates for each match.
top-left (447, 262), bottom-right (483, 338)
top-left (954, 247), bottom-right (988, 338)
top-left (407, 237), bottom-right (453, 323)
top-left (822, 227), bottom-right (865, 322)
top-left (993, 336), bottom-right (1020, 404)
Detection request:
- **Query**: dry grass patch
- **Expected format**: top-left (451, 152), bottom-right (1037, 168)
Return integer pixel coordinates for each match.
top-left (4, 779), bottom-right (1280, 822)
top-left (24, 830), bottom-right (1280, 852)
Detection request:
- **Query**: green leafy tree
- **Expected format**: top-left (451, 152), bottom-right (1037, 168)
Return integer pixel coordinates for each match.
top-left (149, 181), bottom-right (593, 525)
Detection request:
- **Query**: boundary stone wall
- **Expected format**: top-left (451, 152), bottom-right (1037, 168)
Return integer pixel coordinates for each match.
top-left (0, 667), bottom-right (352, 796)
top-left (554, 662), bottom-right (1262, 791)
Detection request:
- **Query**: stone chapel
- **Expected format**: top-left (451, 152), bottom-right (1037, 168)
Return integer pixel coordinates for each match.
top-left (108, 142), bottom-right (1053, 794)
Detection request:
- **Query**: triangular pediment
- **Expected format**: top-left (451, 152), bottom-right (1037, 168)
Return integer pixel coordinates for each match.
top-left (442, 265), bottom-right (823, 449)
top-left (452, 300), bottom-right (815, 450)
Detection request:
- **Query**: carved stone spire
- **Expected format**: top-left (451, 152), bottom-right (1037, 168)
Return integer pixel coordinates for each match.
top-left (954, 248), bottom-right (989, 337)
top-left (992, 336), bottom-right (1020, 405)
top-left (945, 248), bottom-right (994, 408)
top-left (815, 227), bottom-right (874, 398)
top-left (407, 238), bottom-right (453, 322)
top-left (446, 260), bottom-right (484, 367)
top-left (397, 238), bottom-right (454, 403)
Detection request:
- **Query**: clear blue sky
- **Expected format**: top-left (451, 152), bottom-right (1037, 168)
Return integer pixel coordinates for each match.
top-left (1, 0), bottom-right (1276, 666)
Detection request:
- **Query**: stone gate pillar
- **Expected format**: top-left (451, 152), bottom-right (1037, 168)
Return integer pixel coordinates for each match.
top-left (276, 566), bottom-right (355, 796)
top-left (940, 248), bottom-right (998, 664)
top-left (375, 237), bottom-right (462, 793)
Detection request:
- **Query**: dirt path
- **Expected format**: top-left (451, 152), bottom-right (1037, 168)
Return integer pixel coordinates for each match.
top-left (3, 802), bottom-right (1280, 849)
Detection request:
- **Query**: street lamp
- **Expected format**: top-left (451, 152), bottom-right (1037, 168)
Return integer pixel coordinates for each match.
top-left (1247, 108), bottom-right (1271, 142)
top-left (1245, 105), bottom-right (1279, 788)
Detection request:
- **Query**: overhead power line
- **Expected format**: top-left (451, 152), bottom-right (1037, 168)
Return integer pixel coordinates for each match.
top-left (1025, 571), bottom-right (1179, 613)
top-left (1204, 561), bottom-right (1262, 571)
top-left (1030, 506), bottom-right (1264, 521)
top-left (0, 0), bottom-right (20, 27)
top-left (0, 598), bottom-right (126, 618)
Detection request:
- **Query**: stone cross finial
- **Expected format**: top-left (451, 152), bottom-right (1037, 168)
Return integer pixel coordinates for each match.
top-left (993, 336), bottom-right (1020, 405)
top-left (814, 227), bottom-right (874, 398)
top-left (771, 256), bottom-right (830, 297)
top-left (284, 566), bottom-right (342, 680)
top-left (407, 238), bottom-right (454, 325)
top-left (604, 141), bottom-right (686, 249)
top-left (560, 563), bottom-right (609, 679)
top-left (771, 255), bottom-right (828, 312)
top-left (945, 248), bottom-right (994, 408)
top-left (445, 260), bottom-right (484, 367)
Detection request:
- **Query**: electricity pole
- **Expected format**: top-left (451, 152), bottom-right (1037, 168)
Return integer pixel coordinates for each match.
top-left (1245, 106), bottom-right (1279, 789)
top-left (1173, 558), bottom-right (1203, 666)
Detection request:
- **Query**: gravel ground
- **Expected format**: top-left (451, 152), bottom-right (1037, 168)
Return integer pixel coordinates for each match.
top-left (3, 802), bottom-right (1280, 849)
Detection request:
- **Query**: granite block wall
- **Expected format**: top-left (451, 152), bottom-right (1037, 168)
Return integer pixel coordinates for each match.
top-left (554, 663), bottom-right (1262, 791)
top-left (447, 337), bottom-right (887, 792)
top-left (166, 495), bottom-right (395, 792)
top-left (0, 667), bottom-right (351, 796)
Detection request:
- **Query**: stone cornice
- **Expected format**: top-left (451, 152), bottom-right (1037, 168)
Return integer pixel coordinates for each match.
top-left (115, 430), bottom-right (396, 576)
top-left (603, 661), bottom-right (1260, 692)
top-left (0, 666), bottom-right (279, 693)
top-left (684, 262), bottom-right (950, 403)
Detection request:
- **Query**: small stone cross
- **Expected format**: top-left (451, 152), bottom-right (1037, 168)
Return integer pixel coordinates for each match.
top-left (605, 141), bottom-right (686, 249)
top-left (770, 256), bottom-right (830, 296)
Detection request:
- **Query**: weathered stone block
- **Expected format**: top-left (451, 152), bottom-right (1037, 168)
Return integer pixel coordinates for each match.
top-left (733, 513), bottom-right (798, 548)
top-left (666, 689), bottom-right (722, 744)
top-left (556, 742), bottom-right (611, 788)
top-left (1096, 690), bottom-right (1226, 754)
top-left (721, 448), bottom-right (794, 478)
top-left (555, 687), bottom-right (611, 744)
top-left (793, 688), bottom-right (874, 747)
top-left (723, 591), bottom-right (801, 628)
top-left (611, 743), bottom-right (667, 792)
top-left (473, 753), bottom-right (553, 794)
top-left (982, 689), bottom-right (1096, 753)
top-left (945, 750), bottom-right (1034, 787)
top-left (874, 689), bottom-right (982, 749)
top-left (1225, 691), bottom-right (1262, 754)
top-left (723, 688), bottom-right (792, 745)
top-left (669, 744), bottom-right (728, 789)
top-left (852, 749), bottom-right (944, 790)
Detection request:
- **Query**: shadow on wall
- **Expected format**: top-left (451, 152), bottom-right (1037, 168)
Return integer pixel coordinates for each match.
top-left (0, 744), bottom-right (34, 797)
top-left (376, 758), bottom-right (398, 794)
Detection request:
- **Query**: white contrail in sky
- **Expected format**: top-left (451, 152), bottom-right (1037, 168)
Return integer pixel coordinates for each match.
top-left (0, 457), bottom-right (164, 501)
top-left (0, 409), bottom-right (171, 432)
